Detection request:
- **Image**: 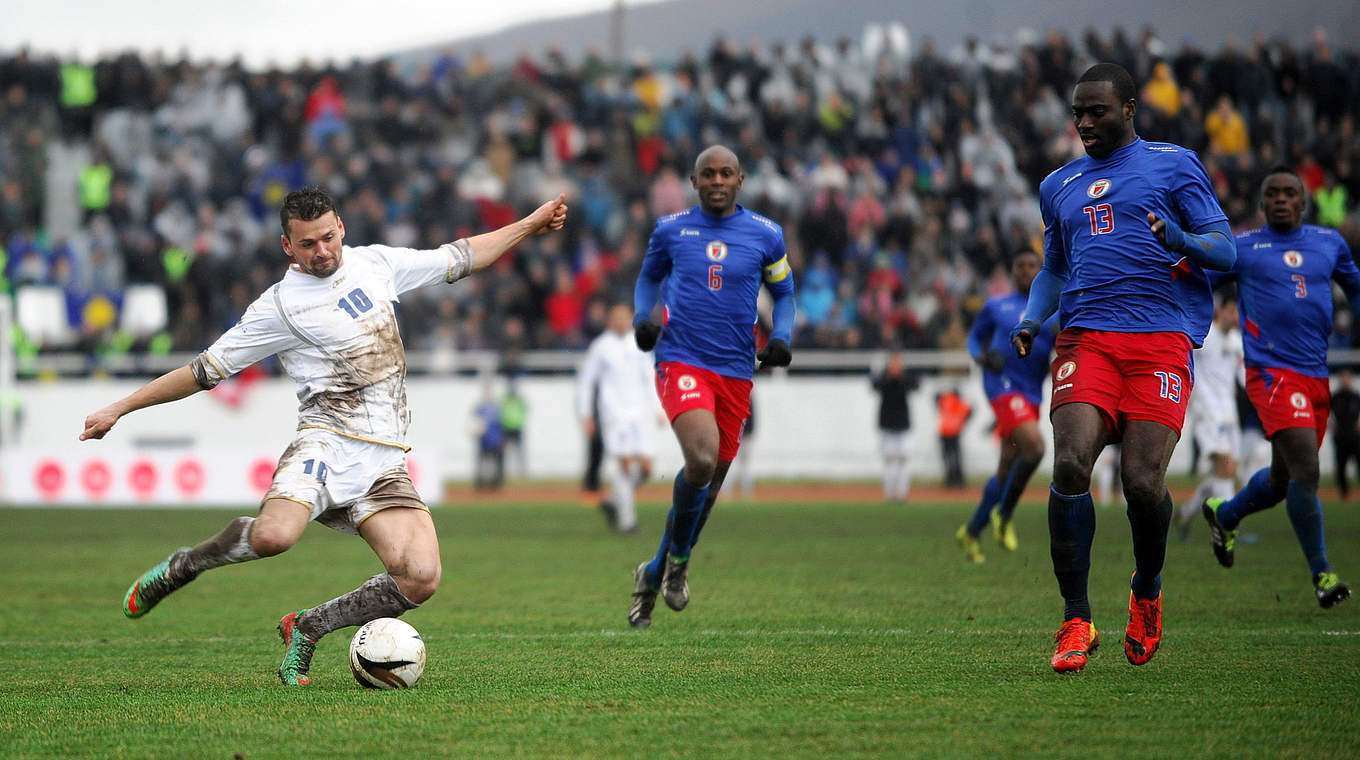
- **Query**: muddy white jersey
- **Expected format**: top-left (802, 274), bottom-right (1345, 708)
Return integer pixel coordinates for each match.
top-left (191, 241), bottom-right (472, 449)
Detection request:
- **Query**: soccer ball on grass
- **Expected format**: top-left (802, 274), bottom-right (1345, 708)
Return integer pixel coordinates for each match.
top-left (349, 617), bottom-right (425, 689)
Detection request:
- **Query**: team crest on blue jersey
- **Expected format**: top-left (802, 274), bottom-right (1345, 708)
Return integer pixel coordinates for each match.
top-left (706, 241), bottom-right (728, 262)
top-left (1055, 361), bottom-right (1076, 380)
top-left (1086, 179), bottom-right (1112, 198)
top-left (1283, 250), bottom-right (1303, 268)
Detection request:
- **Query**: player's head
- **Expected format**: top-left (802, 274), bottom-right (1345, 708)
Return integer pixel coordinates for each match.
top-left (1259, 165), bottom-right (1306, 232)
top-left (1072, 63), bottom-right (1137, 159)
top-left (1214, 289), bottom-right (1238, 329)
top-left (606, 301), bottom-right (633, 335)
top-left (691, 145), bottom-right (744, 216)
top-left (1010, 249), bottom-right (1041, 295)
top-left (280, 186), bottom-right (345, 278)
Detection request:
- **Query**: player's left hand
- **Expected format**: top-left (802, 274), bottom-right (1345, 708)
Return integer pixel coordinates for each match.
top-left (528, 194), bottom-right (568, 235)
top-left (757, 338), bottom-right (792, 370)
top-left (1146, 212), bottom-right (1186, 251)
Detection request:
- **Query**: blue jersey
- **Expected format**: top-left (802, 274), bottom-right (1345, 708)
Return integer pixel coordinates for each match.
top-left (641, 205), bottom-right (795, 379)
top-left (1038, 138), bottom-right (1229, 346)
top-left (1222, 224), bottom-right (1360, 377)
top-left (967, 292), bottom-right (1058, 404)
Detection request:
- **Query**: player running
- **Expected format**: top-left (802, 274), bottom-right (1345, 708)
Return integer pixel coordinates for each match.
top-left (957, 248), bottom-right (1057, 563)
top-left (82, 186), bottom-right (567, 684)
top-left (1011, 63), bottom-right (1236, 673)
top-left (628, 145), bottom-right (796, 628)
top-left (1201, 167), bottom-right (1355, 608)
top-left (1176, 293), bottom-right (1243, 541)
top-left (577, 301), bottom-right (665, 534)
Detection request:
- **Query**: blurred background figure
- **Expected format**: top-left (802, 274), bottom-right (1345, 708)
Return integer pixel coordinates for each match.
top-left (1331, 367), bottom-right (1360, 501)
top-left (473, 382), bottom-right (505, 492)
top-left (872, 351), bottom-right (917, 502)
top-left (577, 302), bottom-right (661, 533)
top-left (499, 378), bottom-right (529, 479)
top-left (935, 385), bottom-right (972, 489)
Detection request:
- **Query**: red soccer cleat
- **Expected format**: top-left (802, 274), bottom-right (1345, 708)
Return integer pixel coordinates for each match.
top-left (1051, 618), bottom-right (1099, 673)
top-left (1124, 592), bottom-right (1162, 666)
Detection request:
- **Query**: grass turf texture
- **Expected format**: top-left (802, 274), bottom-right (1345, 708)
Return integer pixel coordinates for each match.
top-left (2, 496), bottom-right (1357, 759)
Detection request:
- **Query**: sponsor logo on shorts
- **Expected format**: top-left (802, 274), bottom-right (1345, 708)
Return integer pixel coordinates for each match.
top-left (1055, 383), bottom-right (1073, 392)
top-left (680, 392), bottom-right (701, 401)
top-left (1086, 178), bottom-right (1112, 198)
top-left (678, 375), bottom-right (697, 391)
top-left (1056, 361), bottom-right (1076, 381)
top-left (706, 241), bottom-right (728, 262)
top-left (1290, 392), bottom-right (1309, 410)
top-left (1283, 250), bottom-right (1303, 268)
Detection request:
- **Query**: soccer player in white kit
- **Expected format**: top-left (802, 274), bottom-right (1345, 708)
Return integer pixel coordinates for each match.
top-left (577, 302), bottom-right (664, 533)
top-left (1178, 293), bottom-right (1243, 538)
top-left (81, 186), bottom-right (567, 685)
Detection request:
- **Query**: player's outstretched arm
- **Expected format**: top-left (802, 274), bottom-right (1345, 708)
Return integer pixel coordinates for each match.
top-left (80, 366), bottom-right (204, 440)
top-left (464, 194), bottom-right (568, 273)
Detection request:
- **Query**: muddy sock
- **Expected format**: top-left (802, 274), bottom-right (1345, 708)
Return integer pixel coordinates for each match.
top-left (297, 573), bottom-right (419, 641)
top-left (167, 516), bottom-right (260, 585)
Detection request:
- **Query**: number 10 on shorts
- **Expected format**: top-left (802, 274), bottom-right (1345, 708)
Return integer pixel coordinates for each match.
top-left (1153, 371), bottom-right (1182, 403)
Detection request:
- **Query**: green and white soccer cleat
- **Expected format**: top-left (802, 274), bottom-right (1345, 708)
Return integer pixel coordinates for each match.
top-left (122, 548), bottom-right (191, 618)
top-left (277, 610), bottom-right (318, 685)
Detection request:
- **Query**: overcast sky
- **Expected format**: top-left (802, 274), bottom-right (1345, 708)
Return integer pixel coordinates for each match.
top-left (1, 0), bottom-right (662, 68)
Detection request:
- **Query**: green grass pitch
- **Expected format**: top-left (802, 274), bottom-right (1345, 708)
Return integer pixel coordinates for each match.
top-left (2, 494), bottom-right (1357, 759)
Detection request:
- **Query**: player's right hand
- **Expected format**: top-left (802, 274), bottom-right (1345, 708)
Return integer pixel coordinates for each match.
top-left (80, 407), bottom-right (119, 440)
top-left (528, 194), bottom-right (568, 235)
top-left (1009, 319), bottom-right (1040, 358)
top-left (635, 320), bottom-right (661, 351)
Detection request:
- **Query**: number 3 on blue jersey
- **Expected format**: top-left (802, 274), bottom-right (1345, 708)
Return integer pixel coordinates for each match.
top-left (1153, 370), bottom-right (1182, 403)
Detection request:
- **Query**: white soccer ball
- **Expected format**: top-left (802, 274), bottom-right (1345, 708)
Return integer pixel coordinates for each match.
top-left (349, 617), bottom-right (426, 689)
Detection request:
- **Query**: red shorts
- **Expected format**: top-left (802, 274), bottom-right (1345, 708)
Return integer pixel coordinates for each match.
top-left (1244, 367), bottom-right (1331, 447)
top-left (1050, 328), bottom-right (1194, 438)
top-left (654, 362), bottom-right (753, 461)
top-left (990, 392), bottom-right (1040, 439)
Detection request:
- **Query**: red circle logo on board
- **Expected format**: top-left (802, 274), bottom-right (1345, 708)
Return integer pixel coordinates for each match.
top-left (81, 460), bottom-right (113, 499)
top-left (251, 458), bottom-right (277, 493)
top-left (175, 459), bottom-right (206, 497)
top-left (34, 460), bottom-right (65, 499)
top-left (128, 460), bottom-right (158, 497)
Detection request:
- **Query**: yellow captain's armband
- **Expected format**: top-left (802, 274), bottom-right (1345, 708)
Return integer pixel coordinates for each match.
top-left (763, 255), bottom-right (791, 283)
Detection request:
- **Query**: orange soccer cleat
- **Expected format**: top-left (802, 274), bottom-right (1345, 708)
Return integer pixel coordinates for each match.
top-left (1124, 592), bottom-right (1163, 666)
top-left (1051, 618), bottom-right (1099, 673)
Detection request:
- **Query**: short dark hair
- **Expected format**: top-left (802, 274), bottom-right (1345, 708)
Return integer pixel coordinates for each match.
top-left (1264, 165), bottom-right (1302, 183)
top-left (1077, 62), bottom-right (1136, 104)
top-left (280, 186), bottom-right (337, 236)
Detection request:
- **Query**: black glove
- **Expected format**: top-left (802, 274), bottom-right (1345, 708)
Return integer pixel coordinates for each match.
top-left (1009, 318), bottom-right (1042, 358)
top-left (757, 338), bottom-right (792, 370)
top-left (980, 350), bottom-right (1007, 373)
top-left (634, 320), bottom-right (661, 351)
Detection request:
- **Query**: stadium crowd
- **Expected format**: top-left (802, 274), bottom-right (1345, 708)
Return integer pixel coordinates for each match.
top-left (0, 25), bottom-right (1357, 363)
